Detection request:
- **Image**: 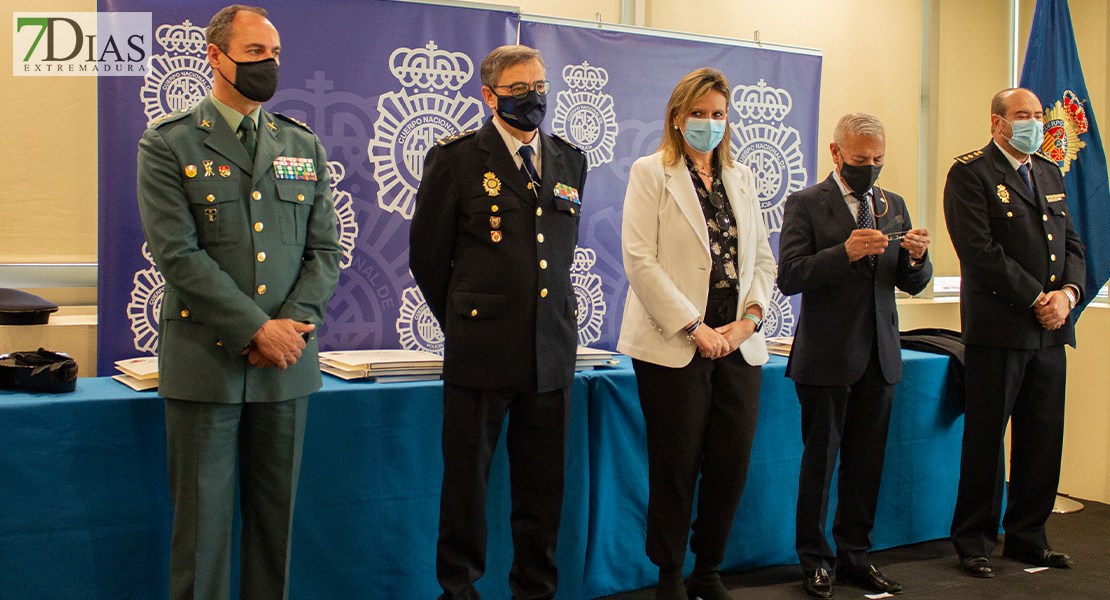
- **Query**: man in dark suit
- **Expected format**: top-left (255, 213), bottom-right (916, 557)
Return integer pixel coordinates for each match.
top-left (944, 88), bottom-right (1084, 578)
top-left (136, 6), bottom-right (341, 600)
top-left (409, 45), bottom-right (587, 600)
top-left (778, 113), bottom-right (932, 598)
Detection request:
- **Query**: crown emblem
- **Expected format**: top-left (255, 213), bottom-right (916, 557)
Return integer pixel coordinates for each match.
top-left (155, 21), bottom-right (208, 56)
top-left (562, 62), bottom-right (609, 91)
top-left (732, 79), bottom-right (793, 123)
top-left (1042, 89), bottom-right (1090, 173)
top-left (389, 41), bottom-right (474, 91)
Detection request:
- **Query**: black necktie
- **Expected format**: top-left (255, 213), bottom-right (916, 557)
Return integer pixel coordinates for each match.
top-left (1018, 163), bottom-right (1034, 193)
top-left (854, 191), bottom-right (875, 266)
top-left (238, 117), bottom-right (257, 159)
top-left (518, 145), bottom-right (539, 193)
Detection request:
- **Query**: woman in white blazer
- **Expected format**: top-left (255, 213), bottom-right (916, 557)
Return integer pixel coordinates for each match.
top-left (617, 68), bottom-right (776, 600)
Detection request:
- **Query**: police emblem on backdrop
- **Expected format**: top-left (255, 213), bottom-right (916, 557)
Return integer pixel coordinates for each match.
top-left (762, 285), bottom-right (797, 338)
top-left (368, 41), bottom-right (486, 219)
top-left (396, 282), bottom-right (445, 355)
top-left (729, 79), bottom-right (808, 233)
top-left (1041, 90), bottom-right (1090, 174)
top-left (127, 243), bottom-right (165, 355)
top-left (140, 21), bottom-right (213, 125)
top-left (551, 62), bottom-right (619, 171)
top-left (571, 247), bottom-right (607, 346)
top-left (327, 161), bottom-right (360, 270)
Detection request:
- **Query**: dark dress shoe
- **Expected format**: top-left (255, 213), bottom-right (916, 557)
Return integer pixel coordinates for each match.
top-left (959, 556), bottom-right (995, 578)
top-left (1003, 547), bottom-right (1072, 568)
top-left (686, 568), bottom-right (731, 600)
top-left (838, 565), bottom-right (903, 594)
top-left (802, 568), bottom-right (833, 599)
top-left (656, 568), bottom-right (687, 600)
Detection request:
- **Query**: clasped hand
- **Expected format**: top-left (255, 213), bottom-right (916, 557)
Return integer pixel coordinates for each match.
top-left (242, 318), bottom-right (315, 370)
top-left (692, 319), bottom-right (756, 360)
top-left (1034, 290), bottom-right (1070, 331)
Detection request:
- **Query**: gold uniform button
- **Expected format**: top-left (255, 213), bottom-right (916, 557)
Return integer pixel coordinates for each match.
top-left (1043, 214), bottom-right (1048, 221)
top-left (254, 222), bottom-right (264, 232)
top-left (470, 309), bottom-right (478, 317)
top-left (252, 191), bottom-right (262, 201)
top-left (540, 288), bottom-right (548, 297)
top-left (570, 207), bottom-right (575, 215)
top-left (574, 309), bottom-right (579, 316)
top-left (257, 284), bottom-right (267, 295)
top-left (1048, 234), bottom-right (1054, 241)
top-left (206, 194), bottom-right (215, 203)
top-left (297, 194), bottom-right (305, 202)
top-left (257, 252), bottom-right (266, 262)
top-left (1051, 254), bottom-right (1057, 261)
top-left (540, 259), bottom-right (548, 269)
top-left (536, 207), bottom-right (543, 216)
top-left (537, 233), bottom-right (545, 243)
top-left (491, 205), bottom-right (499, 212)
top-left (180, 310), bottom-right (189, 318)
top-left (216, 341), bottom-right (223, 347)
top-left (1051, 275), bottom-right (1057, 282)
top-left (1007, 211), bottom-right (1013, 217)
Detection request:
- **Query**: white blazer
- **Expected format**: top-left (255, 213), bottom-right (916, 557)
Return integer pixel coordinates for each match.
top-left (617, 151), bottom-right (776, 368)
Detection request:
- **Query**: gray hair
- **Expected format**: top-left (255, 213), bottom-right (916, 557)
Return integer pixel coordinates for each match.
top-left (480, 45), bottom-right (544, 89)
top-left (833, 113), bottom-right (885, 146)
top-left (206, 5), bottom-right (268, 52)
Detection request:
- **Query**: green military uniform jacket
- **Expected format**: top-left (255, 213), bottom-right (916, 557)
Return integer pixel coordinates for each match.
top-left (137, 96), bottom-right (341, 403)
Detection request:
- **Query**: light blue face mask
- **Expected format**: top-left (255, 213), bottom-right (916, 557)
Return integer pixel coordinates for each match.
top-left (683, 117), bottom-right (727, 153)
top-left (1003, 117), bottom-right (1045, 155)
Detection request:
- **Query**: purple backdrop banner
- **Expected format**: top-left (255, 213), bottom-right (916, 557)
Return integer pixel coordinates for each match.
top-left (520, 18), bottom-right (822, 349)
top-left (97, 0), bottom-right (517, 373)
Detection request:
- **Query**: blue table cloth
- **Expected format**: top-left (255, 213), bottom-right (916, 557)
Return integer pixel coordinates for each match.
top-left (0, 350), bottom-right (958, 600)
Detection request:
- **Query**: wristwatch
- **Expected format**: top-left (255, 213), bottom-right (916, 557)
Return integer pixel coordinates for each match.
top-left (741, 313), bottom-right (763, 332)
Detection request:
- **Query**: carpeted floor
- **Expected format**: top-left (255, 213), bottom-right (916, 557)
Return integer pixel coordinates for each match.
top-left (597, 496), bottom-right (1108, 600)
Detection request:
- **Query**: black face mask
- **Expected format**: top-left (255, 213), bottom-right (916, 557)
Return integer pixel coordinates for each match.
top-left (217, 54), bottom-right (279, 103)
top-left (839, 161), bottom-right (882, 194)
top-left (496, 89), bottom-right (546, 132)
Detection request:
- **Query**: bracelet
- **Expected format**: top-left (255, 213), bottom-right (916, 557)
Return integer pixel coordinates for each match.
top-left (741, 313), bottom-right (762, 331)
top-left (684, 317), bottom-right (702, 341)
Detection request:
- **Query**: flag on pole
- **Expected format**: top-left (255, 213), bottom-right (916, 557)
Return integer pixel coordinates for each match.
top-left (1019, 0), bottom-right (1110, 318)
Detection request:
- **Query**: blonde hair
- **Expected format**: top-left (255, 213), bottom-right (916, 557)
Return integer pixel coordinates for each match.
top-left (659, 68), bottom-right (734, 168)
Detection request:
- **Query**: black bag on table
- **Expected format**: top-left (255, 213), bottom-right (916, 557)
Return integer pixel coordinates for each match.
top-left (0, 348), bottom-right (78, 393)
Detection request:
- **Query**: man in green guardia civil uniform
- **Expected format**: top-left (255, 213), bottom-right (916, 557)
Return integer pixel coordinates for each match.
top-left (135, 6), bottom-right (341, 600)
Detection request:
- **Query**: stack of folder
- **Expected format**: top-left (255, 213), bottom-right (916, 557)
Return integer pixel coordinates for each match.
top-left (319, 349), bottom-right (443, 382)
top-left (764, 336), bottom-right (794, 357)
top-left (575, 346), bottom-right (621, 371)
top-left (113, 356), bottom-right (159, 391)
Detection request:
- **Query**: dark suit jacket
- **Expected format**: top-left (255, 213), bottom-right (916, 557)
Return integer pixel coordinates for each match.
top-left (943, 141), bottom-right (1085, 349)
top-left (778, 174), bottom-right (932, 386)
top-left (409, 118), bottom-right (587, 393)
top-left (137, 96), bottom-right (342, 403)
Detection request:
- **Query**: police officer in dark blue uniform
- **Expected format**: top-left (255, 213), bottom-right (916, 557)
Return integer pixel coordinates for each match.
top-left (409, 44), bottom-right (587, 600)
top-left (944, 87), bottom-right (1084, 578)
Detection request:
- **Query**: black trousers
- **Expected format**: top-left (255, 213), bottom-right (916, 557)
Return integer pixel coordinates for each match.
top-left (794, 344), bottom-right (894, 573)
top-left (436, 383), bottom-right (571, 600)
top-left (950, 344), bottom-right (1066, 558)
top-left (632, 351), bottom-right (761, 571)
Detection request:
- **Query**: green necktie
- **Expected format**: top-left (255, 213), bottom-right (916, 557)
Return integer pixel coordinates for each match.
top-left (238, 117), bottom-right (256, 159)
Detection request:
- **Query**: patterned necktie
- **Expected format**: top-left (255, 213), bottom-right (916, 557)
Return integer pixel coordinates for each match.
top-left (518, 145), bottom-right (539, 192)
top-left (1018, 163), bottom-right (1034, 193)
top-left (238, 117), bottom-right (257, 159)
top-left (854, 190), bottom-right (875, 266)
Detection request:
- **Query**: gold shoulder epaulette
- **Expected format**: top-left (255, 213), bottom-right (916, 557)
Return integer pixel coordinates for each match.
top-left (149, 110), bottom-right (190, 129)
top-left (436, 129), bottom-right (478, 146)
top-left (273, 113), bottom-right (313, 132)
top-left (954, 149), bottom-right (984, 164)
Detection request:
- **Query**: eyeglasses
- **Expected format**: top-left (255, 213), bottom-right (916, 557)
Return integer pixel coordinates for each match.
top-left (492, 80), bottom-right (551, 99)
top-left (707, 192), bottom-right (731, 231)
